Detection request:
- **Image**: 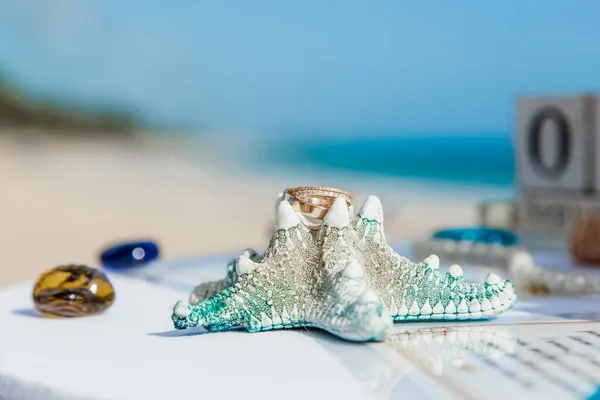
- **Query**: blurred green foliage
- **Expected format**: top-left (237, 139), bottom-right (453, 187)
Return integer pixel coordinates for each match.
top-left (0, 77), bottom-right (138, 134)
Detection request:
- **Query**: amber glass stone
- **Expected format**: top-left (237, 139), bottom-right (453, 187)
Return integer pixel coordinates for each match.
top-left (33, 265), bottom-right (115, 317)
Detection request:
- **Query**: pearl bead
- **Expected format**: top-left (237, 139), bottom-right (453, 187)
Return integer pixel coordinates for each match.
top-left (544, 271), bottom-right (565, 294)
top-left (564, 275), bottom-right (588, 296)
top-left (421, 237), bottom-right (599, 297)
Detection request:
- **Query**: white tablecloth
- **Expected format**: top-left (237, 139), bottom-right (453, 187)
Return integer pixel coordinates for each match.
top-left (3, 255), bottom-right (599, 400)
top-left (0, 273), bottom-right (409, 400)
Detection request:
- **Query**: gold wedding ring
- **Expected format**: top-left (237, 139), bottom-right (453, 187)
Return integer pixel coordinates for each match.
top-left (284, 186), bottom-right (353, 220)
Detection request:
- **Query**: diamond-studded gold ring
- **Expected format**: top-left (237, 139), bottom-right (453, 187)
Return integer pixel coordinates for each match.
top-left (284, 186), bottom-right (353, 220)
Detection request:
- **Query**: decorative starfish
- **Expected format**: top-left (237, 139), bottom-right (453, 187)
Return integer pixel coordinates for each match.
top-left (174, 195), bottom-right (517, 341)
top-left (172, 199), bottom-right (392, 341)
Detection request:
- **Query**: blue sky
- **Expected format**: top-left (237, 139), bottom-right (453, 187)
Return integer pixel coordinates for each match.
top-left (1, 1), bottom-right (600, 135)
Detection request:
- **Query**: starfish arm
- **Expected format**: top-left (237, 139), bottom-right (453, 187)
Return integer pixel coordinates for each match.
top-left (303, 198), bottom-right (391, 341)
top-left (175, 250), bottom-right (285, 333)
top-left (304, 271), bottom-right (390, 341)
top-left (189, 277), bottom-right (233, 305)
top-left (174, 275), bottom-right (307, 333)
top-left (189, 248), bottom-right (262, 304)
top-left (354, 195), bottom-right (517, 321)
top-left (173, 287), bottom-right (247, 331)
top-left (175, 202), bottom-right (315, 333)
top-left (388, 259), bottom-right (517, 321)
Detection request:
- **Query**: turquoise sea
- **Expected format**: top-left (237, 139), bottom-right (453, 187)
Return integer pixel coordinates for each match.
top-left (257, 134), bottom-right (515, 189)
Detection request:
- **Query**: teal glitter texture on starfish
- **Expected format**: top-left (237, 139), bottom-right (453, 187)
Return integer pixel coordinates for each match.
top-left (352, 196), bottom-right (517, 321)
top-left (173, 195), bottom-right (517, 342)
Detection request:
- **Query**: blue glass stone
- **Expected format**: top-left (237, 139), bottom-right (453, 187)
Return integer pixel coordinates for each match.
top-left (100, 240), bottom-right (159, 269)
top-left (433, 227), bottom-right (518, 247)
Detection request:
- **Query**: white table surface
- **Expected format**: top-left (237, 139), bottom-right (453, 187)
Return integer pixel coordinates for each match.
top-left (2, 254), bottom-right (600, 400)
top-left (0, 269), bottom-right (444, 400)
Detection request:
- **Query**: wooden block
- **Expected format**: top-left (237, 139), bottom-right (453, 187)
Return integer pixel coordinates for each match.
top-left (571, 214), bottom-right (600, 265)
top-left (516, 96), bottom-right (598, 193)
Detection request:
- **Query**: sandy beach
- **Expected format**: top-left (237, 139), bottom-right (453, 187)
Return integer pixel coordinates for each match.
top-left (0, 130), bottom-right (487, 288)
